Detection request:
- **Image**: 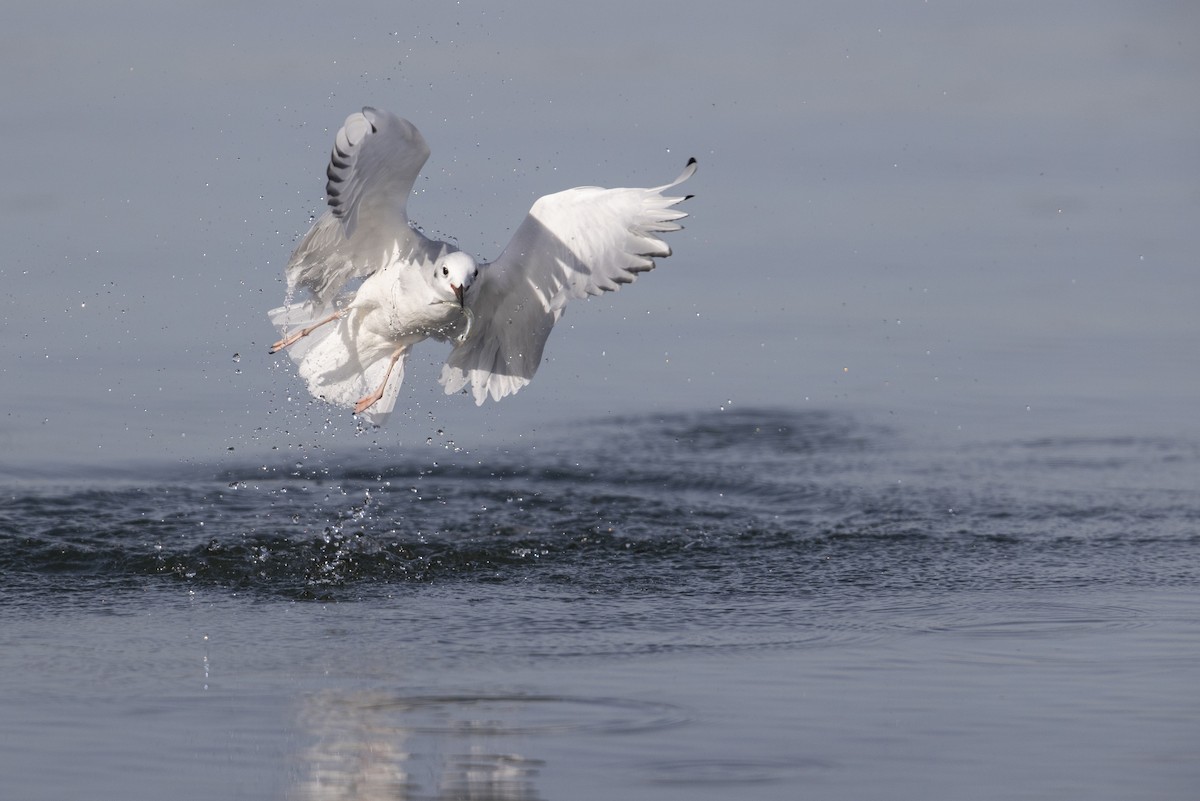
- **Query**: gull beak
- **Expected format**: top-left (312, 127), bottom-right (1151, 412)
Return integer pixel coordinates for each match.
top-left (451, 284), bottom-right (465, 307)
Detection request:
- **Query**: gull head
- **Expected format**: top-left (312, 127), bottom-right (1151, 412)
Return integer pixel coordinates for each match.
top-left (435, 251), bottom-right (479, 308)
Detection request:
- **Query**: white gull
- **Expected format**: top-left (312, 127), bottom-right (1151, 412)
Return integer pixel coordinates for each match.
top-left (269, 107), bottom-right (696, 425)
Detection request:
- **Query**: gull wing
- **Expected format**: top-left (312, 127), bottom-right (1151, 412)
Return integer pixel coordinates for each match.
top-left (439, 159), bottom-right (696, 405)
top-left (283, 107), bottom-right (437, 307)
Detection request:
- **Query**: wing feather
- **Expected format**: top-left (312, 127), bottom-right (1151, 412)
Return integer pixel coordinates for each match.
top-left (282, 108), bottom-right (438, 309)
top-left (439, 158), bottom-right (696, 404)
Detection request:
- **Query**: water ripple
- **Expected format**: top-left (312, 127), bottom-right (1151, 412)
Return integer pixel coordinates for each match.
top-left (3, 409), bottom-right (1198, 602)
top-left (304, 691), bottom-right (689, 736)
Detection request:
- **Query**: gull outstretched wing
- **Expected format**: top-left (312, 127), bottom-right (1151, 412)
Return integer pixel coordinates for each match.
top-left (440, 158), bottom-right (696, 405)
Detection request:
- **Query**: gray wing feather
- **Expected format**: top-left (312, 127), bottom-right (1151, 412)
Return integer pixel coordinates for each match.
top-left (284, 108), bottom-right (438, 307)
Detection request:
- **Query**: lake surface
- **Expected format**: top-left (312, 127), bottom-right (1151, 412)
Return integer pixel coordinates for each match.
top-left (2, 2), bottom-right (1197, 798)
top-left (3, 407), bottom-right (1197, 800)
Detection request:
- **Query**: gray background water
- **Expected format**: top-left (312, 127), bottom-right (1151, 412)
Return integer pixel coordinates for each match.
top-left (3, 0), bottom-right (1197, 465)
top-left (2, 2), bottom-right (1199, 799)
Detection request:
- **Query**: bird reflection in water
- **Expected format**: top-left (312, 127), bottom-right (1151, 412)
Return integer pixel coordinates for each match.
top-left (293, 691), bottom-right (544, 801)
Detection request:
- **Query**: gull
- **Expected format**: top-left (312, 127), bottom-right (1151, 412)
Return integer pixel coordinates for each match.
top-left (268, 107), bottom-right (695, 425)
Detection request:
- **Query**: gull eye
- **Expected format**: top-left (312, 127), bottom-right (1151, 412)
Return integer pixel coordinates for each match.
top-left (442, 265), bottom-right (449, 277)
top-left (473, 269), bottom-right (479, 278)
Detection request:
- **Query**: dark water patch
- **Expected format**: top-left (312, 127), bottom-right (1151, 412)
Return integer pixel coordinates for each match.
top-left (596, 407), bottom-right (884, 456)
top-left (3, 409), bottom-right (1198, 602)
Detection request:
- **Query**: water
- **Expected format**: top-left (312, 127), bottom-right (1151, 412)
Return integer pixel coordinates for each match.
top-left (2, 2), bottom-right (1195, 796)
top-left (3, 407), bottom-right (1198, 800)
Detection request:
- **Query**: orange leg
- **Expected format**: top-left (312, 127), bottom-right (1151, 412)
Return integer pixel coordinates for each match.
top-left (269, 311), bottom-right (343, 353)
top-left (354, 346), bottom-right (406, 415)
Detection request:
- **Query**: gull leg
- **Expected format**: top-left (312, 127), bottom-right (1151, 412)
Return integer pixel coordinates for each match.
top-left (269, 311), bottom-right (343, 353)
top-left (354, 346), bottom-right (405, 415)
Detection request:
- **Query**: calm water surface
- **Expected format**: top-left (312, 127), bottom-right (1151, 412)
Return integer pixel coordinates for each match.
top-left (2, 408), bottom-right (1198, 800)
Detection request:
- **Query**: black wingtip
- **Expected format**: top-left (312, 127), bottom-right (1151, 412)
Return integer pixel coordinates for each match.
top-left (683, 194), bottom-right (695, 201)
top-left (686, 156), bottom-right (697, 166)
